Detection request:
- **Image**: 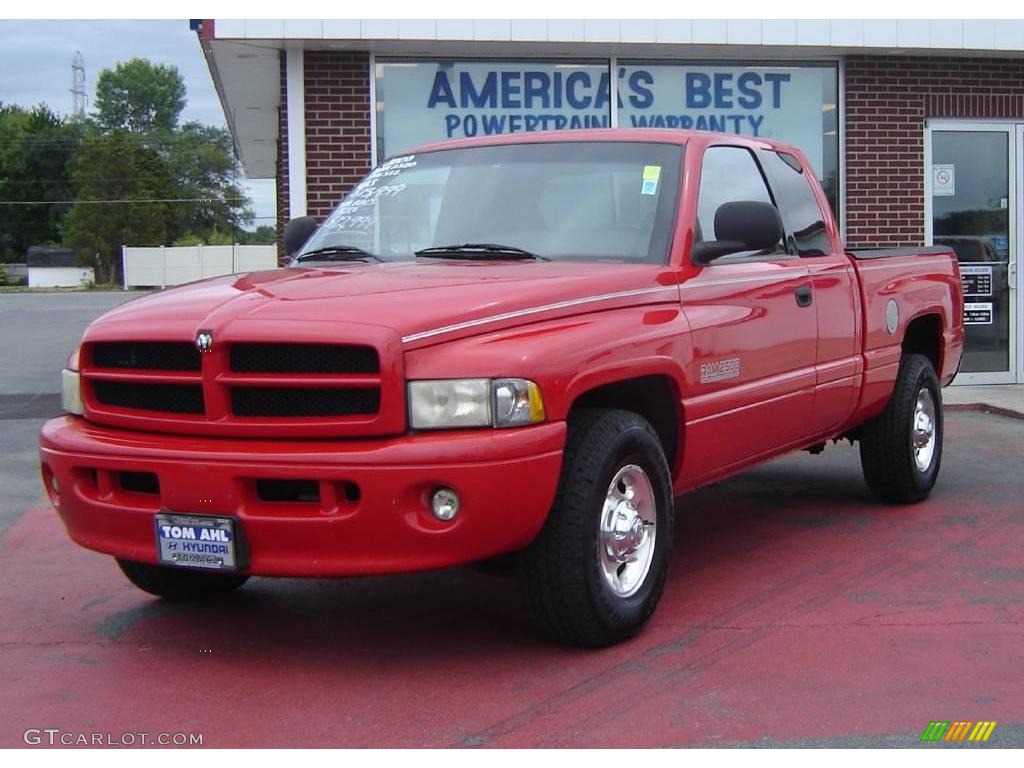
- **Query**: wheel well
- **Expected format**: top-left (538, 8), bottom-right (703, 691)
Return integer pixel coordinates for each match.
top-left (902, 313), bottom-right (942, 371)
top-left (569, 376), bottom-right (681, 469)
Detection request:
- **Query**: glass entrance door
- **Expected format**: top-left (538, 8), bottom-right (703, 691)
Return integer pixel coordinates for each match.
top-left (926, 122), bottom-right (1018, 384)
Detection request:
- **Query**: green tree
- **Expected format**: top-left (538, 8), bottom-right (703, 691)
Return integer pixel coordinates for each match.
top-left (238, 226), bottom-right (277, 245)
top-left (161, 122), bottom-right (251, 240)
top-left (91, 57), bottom-right (251, 245)
top-left (94, 58), bottom-right (186, 134)
top-left (65, 131), bottom-right (175, 285)
top-left (173, 227), bottom-right (234, 246)
top-left (0, 104), bottom-right (84, 260)
top-left (0, 57), bottom-right (254, 274)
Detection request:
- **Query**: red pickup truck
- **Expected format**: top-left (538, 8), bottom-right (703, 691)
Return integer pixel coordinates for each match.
top-left (41, 129), bottom-right (964, 646)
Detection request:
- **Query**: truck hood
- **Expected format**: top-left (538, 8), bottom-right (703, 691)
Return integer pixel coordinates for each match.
top-left (89, 261), bottom-right (680, 348)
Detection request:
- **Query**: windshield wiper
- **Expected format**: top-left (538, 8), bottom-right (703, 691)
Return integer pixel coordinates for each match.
top-left (415, 243), bottom-right (549, 261)
top-left (293, 246), bottom-right (383, 263)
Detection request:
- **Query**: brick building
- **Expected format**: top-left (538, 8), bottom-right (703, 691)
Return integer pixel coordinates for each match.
top-left (196, 19), bottom-right (1024, 384)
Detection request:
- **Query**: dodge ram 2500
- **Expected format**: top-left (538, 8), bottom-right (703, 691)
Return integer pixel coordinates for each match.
top-left (41, 129), bottom-right (964, 646)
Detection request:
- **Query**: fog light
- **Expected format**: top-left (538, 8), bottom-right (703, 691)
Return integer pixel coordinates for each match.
top-left (431, 487), bottom-right (460, 521)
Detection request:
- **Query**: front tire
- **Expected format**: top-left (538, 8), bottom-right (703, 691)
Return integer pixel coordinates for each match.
top-left (116, 558), bottom-right (249, 600)
top-left (859, 353), bottom-right (943, 504)
top-left (518, 409), bottom-right (674, 647)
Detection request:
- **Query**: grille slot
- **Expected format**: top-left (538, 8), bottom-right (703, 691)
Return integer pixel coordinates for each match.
top-left (231, 387), bottom-right (380, 418)
top-left (92, 342), bottom-right (200, 371)
top-left (256, 479), bottom-right (320, 503)
top-left (230, 343), bottom-right (379, 374)
top-left (93, 380), bottom-right (204, 414)
top-left (119, 471), bottom-right (160, 495)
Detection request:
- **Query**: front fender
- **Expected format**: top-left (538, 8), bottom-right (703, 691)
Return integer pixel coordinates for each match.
top-left (403, 304), bottom-right (692, 421)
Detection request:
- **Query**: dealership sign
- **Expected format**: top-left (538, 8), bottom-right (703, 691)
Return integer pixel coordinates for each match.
top-left (379, 61), bottom-right (609, 154)
top-left (378, 62), bottom-right (829, 175)
top-left (618, 65), bottom-right (827, 176)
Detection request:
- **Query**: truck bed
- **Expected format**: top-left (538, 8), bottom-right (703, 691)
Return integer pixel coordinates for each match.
top-left (847, 246), bottom-right (953, 261)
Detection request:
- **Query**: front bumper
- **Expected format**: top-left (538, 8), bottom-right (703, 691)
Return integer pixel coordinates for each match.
top-left (39, 416), bottom-right (565, 577)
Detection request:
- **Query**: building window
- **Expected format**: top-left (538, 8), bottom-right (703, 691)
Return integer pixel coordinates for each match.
top-left (373, 59), bottom-right (840, 223)
top-left (375, 59), bottom-right (611, 160)
top-left (615, 63), bottom-right (838, 220)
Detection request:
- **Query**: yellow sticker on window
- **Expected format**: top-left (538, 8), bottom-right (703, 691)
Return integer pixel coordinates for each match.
top-left (642, 165), bottom-right (662, 181)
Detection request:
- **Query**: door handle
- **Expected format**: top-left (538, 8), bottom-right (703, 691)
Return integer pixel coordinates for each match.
top-left (795, 284), bottom-right (813, 307)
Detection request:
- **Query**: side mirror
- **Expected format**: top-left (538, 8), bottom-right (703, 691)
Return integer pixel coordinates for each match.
top-left (692, 201), bottom-right (783, 264)
top-left (283, 216), bottom-right (318, 257)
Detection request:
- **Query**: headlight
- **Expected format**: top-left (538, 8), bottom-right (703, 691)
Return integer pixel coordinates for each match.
top-left (493, 378), bottom-right (546, 427)
top-left (409, 379), bottom-right (491, 429)
top-left (408, 378), bottom-right (545, 430)
top-left (61, 369), bottom-right (83, 415)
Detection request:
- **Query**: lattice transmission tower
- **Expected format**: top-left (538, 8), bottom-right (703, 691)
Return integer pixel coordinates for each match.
top-left (71, 51), bottom-right (87, 117)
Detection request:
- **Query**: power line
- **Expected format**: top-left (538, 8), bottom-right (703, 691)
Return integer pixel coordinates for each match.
top-left (1, 178), bottom-right (250, 185)
top-left (0, 197), bottom-right (248, 205)
top-left (0, 134), bottom-right (234, 147)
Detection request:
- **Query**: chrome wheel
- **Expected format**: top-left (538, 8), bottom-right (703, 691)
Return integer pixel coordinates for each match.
top-left (912, 388), bottom-right (937, 472)
top-left (598, 464), bottom-right (657, 598)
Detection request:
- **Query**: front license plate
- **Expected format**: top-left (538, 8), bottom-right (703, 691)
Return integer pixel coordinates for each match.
top-left (155, 513), bottom-right (237, 570)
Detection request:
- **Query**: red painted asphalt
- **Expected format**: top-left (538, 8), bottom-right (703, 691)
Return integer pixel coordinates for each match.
top-left (2, 411), bottom-right (1022, 748)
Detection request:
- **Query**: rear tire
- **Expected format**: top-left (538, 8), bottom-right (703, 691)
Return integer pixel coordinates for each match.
top-left (859, 353), bottom-right (943, 504)
top-left (116, 559), bottom-right (249, 600)
top-left (518, 408), bottom-right (674, 647)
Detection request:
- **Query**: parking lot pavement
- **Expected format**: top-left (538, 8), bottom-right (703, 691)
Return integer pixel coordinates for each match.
top-left (2, 409), bottom-right (1021, 748)
top-left (0, 292), bottom-right (143, 535)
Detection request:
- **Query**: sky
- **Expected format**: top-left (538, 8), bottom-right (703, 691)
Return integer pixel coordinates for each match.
top-left (0, 19), bottom-right (276, 228)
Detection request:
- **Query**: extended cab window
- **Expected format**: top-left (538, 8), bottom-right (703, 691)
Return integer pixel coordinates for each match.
top-left (760, 151), bottom-right (831, 257)
top-left (302, 142), bottom-right (682, 265)
top-left (695, 146), bottom-right (783, 260)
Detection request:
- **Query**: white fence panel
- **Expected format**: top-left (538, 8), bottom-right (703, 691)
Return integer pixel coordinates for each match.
top-left (121, 247), bottom-right (165, 288)
top-left (28, 266), bottom-right (94, 288)
top-left (200, 246), bottom-right (234, 279)
top-left (236, 246), bottom-right (277, 272)
top-left (122, 244), bottom-right (279, 289)
top-left (161, 246), bottom-right (203, 286)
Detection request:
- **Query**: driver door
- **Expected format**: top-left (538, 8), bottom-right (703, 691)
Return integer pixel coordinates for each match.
top-left (680, 145), bottom-right (819, 483)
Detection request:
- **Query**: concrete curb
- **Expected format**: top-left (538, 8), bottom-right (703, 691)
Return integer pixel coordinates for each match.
top-left (946, 402), bottom-right (1024, 421)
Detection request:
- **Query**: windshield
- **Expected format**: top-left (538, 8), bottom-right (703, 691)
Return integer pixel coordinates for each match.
top-left (297, 141), bottom-right (683, 265)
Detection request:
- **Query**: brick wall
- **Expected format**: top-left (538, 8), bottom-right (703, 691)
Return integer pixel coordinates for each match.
top-left (275, 51), bottom-right (372, 261)
top-left (304, 51), bottom-right (373, 220)
top-left (845, 56), bottom-right (1024, 247)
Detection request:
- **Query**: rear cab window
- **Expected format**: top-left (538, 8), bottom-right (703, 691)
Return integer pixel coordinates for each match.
top-left (759, 151), bottom-right (832, 257)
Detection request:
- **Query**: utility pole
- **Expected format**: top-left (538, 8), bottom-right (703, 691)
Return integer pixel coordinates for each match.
top-left (71, 51), bottom-right (86, 118)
